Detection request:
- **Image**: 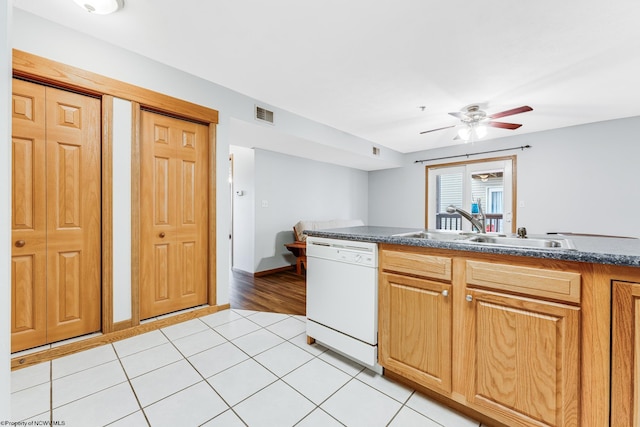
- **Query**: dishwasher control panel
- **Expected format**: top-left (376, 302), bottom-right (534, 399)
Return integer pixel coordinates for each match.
top-left (335, 250), bottom-right (375, 266)
top-left (306, 237), bottom-right (378, 267)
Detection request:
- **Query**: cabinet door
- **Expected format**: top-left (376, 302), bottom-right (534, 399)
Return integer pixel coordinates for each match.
top-left (611, 280), bottom-right (640, 427)
top-left (379, 272), bottom-right (452, 394)
top-left (463, 288), bottom-right (580, 427)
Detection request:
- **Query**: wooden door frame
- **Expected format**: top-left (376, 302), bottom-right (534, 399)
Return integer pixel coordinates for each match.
top-left (12, 49), bottom-right (219, 334)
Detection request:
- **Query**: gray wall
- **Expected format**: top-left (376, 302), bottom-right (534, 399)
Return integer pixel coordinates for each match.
top-left (231, 147), bottom-right (369, 273)
top-left (369, 116), bottom-right (640, 237)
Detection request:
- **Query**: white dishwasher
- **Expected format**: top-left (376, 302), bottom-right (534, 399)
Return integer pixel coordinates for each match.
top-left (306, 236), bottom-right (380, 372)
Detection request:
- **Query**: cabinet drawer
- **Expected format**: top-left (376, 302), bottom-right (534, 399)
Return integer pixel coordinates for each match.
top-left (466, 260), bottom-right (581, 304)
top-left (381, 250), bottom-right (451, 281)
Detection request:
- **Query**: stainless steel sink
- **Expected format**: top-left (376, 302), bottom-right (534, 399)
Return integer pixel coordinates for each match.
top-left (392, 230), bottom-right (576, 250)
top-left (467, 235), bottom-right (576, 250)
top-left (392, 230), bottom-right (475, 241)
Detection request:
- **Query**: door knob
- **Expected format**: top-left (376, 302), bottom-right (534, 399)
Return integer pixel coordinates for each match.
top-left (441, 290), bottom-right (449, 297)
top-left (15, 240), bottom-right (25, 248)
top-left (466, 294), bottom-right (473, 302)
top-left (159, 232), bottom-right (166, 238)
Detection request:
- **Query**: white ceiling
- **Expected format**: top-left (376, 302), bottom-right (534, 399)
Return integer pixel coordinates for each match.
top-left (12, 0), bottom-right (640, 156)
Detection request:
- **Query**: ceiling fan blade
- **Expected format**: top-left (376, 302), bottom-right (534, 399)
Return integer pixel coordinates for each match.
top-left (448, 111), bottom-right (465, 119)
top-left (488, 105), bottom-right (533, 119)
top-left (419, 125), bottom-right (456, 135)
top-left (487, 121), bottom-right (522, 130)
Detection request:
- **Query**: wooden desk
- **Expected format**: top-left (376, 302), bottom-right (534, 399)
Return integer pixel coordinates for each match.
top-left (284, 241), bottom-right (307, 275)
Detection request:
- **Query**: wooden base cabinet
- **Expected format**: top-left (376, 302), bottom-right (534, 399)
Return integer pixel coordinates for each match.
top-left (463, 288), bottom-right (580, 427)
top-left (379, 248), bottom-right (453, 394)
top-left (379, 245), bottom-right (583, 427)
top-left (379, 272), bottom-right (452, 394)
top-left (611, 280), bottom-right (640, 427)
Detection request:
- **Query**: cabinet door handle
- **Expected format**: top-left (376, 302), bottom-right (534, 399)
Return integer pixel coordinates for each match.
top-left (15, 240), bottom-right (25, 248)
top-left (465, 294), bottom-right (473, 302)
top-left (441, 290), bottom-right (449, 297)
top-left (159, 232), bottom-right (166, 238)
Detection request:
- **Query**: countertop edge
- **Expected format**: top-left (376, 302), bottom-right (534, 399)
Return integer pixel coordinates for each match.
top-left (304, 227), bottom-right (640, 268)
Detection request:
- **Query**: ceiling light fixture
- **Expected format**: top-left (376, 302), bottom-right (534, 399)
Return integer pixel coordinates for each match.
top-left (72, 0), bottom-right (124, 14)
top-left (457, 122), bottom-right (487, 142)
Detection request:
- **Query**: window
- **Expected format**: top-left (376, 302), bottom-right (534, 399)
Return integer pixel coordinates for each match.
top-left (426, 156), bottom-right (516, 233)
top-left (487, 187), bottom-right (503, 214)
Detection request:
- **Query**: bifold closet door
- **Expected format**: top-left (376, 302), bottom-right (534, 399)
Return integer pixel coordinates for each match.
top-left (44, 86), bottom-right (101, 344)
top-left (139, 110), bottom-right (208, 319)
top-left (11, 80), bottom-right (47, 352)
top-left (11, 79), bottom-right (101, 352)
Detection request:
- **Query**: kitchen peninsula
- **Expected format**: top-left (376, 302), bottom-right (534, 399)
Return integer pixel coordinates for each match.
top-left (305, 226), bottom-right (640, 427)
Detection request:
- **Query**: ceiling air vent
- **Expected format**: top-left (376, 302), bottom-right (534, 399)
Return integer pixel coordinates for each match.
top-left (255, 105), bottom-right (274, 124)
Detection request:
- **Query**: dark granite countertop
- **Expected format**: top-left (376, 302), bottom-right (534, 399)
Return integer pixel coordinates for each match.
top-left (304, 226), bottom-right (640, 268)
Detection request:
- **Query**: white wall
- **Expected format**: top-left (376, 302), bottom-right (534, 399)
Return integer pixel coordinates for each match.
top-left (112, 98), bottom-right (133, 322)
top-left (230, 146), bottom-right (256, 273)
top-left (231, 147), bottom-right (369, 273)
top-left (1, 0), bottom-right (10, 417)
top-left (369, 116), bottom-right (640, 237)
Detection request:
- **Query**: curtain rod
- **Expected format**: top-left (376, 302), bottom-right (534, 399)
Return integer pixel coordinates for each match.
top-left (414, 144), bottom-right (532, 164)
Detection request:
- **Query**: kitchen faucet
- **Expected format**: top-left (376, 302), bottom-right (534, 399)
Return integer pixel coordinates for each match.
top-left (447, 201), bottom-right (486, 233)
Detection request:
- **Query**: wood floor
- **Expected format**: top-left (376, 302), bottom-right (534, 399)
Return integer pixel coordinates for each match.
top-left (229, 268), bottom-right (306, 315)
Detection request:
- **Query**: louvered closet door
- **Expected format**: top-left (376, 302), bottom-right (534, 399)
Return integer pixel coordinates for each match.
top-left (140, 111), bottom-right (208, 319)
top-left (11, 80), bottom-right (101, 352)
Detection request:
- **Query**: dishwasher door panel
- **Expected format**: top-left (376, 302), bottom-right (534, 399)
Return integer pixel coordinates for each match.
top-left (306, 255), bottom-right (378, 345)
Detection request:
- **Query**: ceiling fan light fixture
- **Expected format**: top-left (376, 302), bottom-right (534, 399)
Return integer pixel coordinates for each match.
top-left (458, 123), bottom-right (487, 142)
top-left (420, 105), bottom-right (532, 141)
top-left (475, 123), bottom-right (487, 139)
top-left (72, 0), bottom-right (124, 14)
top-left (457, 126), bottom-right (471, 141)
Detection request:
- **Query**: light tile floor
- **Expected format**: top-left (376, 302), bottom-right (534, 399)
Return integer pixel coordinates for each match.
top-left (10, 309), bottom-right (483, 427)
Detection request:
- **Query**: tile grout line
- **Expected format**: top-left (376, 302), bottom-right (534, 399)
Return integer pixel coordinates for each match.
top-left (110, 342), bottom-right (152, 426)
top-left (48, 360), bottom-right (52, 423)
top-left (198, 313), bottom-right (318, 425)
top-left (207, 312), bottom-right (313, 424)
top-left (226, 310), bottom-right (409, 426)
top-left (199, 311), bottom-right (346, 425)
top-left (236, 318), bottom-right (326, 427)
top-left (156, 325), bottom-right (238, 426)
top-left (154, 313), bottom-right (306, 424)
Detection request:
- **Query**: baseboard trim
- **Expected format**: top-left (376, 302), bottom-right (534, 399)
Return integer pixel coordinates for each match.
top-left (112, 319), bottom-right (134, 332)
top-left (253, 265), bottom-right (296, 277)
top-left (11, 303), bottom-right (231, 371)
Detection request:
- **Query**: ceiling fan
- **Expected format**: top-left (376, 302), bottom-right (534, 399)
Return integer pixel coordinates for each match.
top-left (420, 105), bottom-right (533, 141)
